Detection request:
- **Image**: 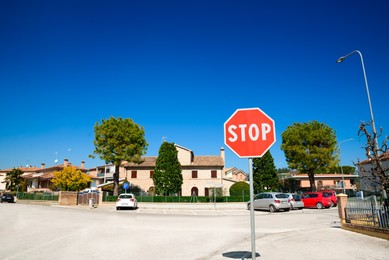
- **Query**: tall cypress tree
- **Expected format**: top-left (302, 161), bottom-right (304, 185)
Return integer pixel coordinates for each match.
top-left (252, 151), bottom-right (280, 193)
top-left (153, 142), bottom-right (183, 196)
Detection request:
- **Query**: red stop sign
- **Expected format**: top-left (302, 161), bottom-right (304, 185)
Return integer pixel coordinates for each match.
top-left (224, 108), bottom-right (276, 158)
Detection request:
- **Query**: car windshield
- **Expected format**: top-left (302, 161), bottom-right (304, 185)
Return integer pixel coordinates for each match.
top-left (275, 194), bottom-right (289, 199)
top-left (292, 194), bottom-right (301, 201)
top-left (119, 194), bottom-right (133, 199)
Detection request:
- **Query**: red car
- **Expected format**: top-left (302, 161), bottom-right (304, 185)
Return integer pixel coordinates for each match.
top-left (301, 192), bottom-right (333, 209)
top-left (320, 190), bottom-right (337, 207)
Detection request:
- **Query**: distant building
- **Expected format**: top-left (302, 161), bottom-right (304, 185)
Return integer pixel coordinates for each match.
top-left (356, 152), bottom-right (389, 192)
top-left (0, 166), bottom-right (40, 191)
top-left (1, 159), bottom-right (93, 193)
top-left (280, 170), bottom-right (359, 193)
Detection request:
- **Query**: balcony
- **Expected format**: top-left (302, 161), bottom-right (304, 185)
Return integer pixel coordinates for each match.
top-left (97, 173), bottom-right (114, 179)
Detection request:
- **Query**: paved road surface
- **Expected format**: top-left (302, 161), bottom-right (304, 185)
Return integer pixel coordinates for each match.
top-left (0, 202), bottom-right (388, 260)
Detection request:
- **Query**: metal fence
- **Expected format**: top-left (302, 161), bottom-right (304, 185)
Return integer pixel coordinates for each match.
top-left (345, 196), bottom-right (389, 229)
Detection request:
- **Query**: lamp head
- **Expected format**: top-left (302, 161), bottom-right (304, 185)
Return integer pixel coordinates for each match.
top-left (336, 57), bottom-right (345, 63)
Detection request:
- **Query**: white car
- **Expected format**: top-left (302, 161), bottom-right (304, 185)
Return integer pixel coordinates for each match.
top-left (116, 193), bottom-right (138, 210)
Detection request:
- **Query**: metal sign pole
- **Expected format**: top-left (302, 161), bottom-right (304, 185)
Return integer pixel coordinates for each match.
top-left (249, 158), bottom-right (256, 259)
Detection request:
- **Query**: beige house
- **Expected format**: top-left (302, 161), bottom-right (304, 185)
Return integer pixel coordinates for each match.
top-left (124, 145), bottom-right (226, 196)
top-left (0, 166), bottom-right (40, 191)
top-left (92, 145), bottom-right (247, 196)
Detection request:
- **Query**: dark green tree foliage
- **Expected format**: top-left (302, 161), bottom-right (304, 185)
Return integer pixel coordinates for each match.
top-left (281, 120), bottom-right (338, 191)
top-left (91, 117), bottom-right (148, 196)
top-left (252, 151), bottom-right (279, 192)
top-left (229, 182), bottom-right (250, 196)
top-left (317, 165), bottom-right (356, 174)
top-left (5, 168), bottom-right (24, 191)
top-left (153, 142), bottom-right (183, 196)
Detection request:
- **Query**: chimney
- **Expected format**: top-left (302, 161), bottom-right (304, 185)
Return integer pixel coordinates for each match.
top-left (220, 147), bottom-right (225, 166)
top-left (41, 163), bottom-right (45, 169)
top-left (64, 159), bottom-right (69, 167)
top-left (81, 161), bottom-right (85, 169)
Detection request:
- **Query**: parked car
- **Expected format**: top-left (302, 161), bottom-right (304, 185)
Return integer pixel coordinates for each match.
top-left (287, 193), bottom-right (304, 210)
top-left (320, 190), bottom-right (337, 207)
top-left (301, 192), bottom-right (332, 209)
top-left (1, 193), bottom-right (15, 203)
top-left (247, 192), bottom-right (290, 212)
top-left (116, 193), bottom-right (137, 210)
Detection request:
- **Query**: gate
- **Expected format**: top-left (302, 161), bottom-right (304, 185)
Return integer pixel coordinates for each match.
top-left (78, 190), bottom-right (100, 206)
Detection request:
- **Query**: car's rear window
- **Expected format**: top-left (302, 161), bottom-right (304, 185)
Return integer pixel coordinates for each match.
top-left (119, 194), bottom-right (133, 199)
top-left (322, 193), bottom-right (330, 197)
top-left (275, 194), bottom-right (289, 199)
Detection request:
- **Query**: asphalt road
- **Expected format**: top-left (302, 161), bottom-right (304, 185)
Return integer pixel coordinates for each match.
top-left (0, 202), bottom-right (388, 260)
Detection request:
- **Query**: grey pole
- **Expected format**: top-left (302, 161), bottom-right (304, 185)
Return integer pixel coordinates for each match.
top-left (337, 50), bottom-right (379, 155)
top-left (339, 138), bottom-right (353, 194)
top-left (249, 158), bottom-right (256, 259)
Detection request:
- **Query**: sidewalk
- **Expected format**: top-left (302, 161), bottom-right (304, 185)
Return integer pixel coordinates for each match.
top-left (101, 201), bottom-right (247, 210)
top-left (16, 199), bottom-right (247, 210)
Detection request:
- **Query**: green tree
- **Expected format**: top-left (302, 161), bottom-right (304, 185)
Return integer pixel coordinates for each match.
top-left (90, 117), bottom-right (148, 196)
top-left (153, 142), bottom-right (182, 195)
top-left (51, 166), bottom-right (91, 191)
top-left (252, 151), bottom-right (279, 192)
top-left (229, 182), bottom-right (250, 196)
top-left (281, 120), bottom-right (338, 191)
top-left (5, 168), bottom-right (24, 191)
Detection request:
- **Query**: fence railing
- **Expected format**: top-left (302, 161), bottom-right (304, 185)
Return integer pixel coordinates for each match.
top-left (345, 196), bottom-right (389, 229)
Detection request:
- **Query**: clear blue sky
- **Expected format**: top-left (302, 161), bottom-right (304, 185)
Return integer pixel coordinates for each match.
top-left (1, 1), bottom-right (389, 172)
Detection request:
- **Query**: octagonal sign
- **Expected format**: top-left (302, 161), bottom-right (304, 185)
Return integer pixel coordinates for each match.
top-left (224, 108), bottom-right (276, 158)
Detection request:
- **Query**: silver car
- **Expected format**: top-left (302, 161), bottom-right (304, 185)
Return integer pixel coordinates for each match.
top-left (247, 192), bottom-right (291, 212)
top-left (287, 193), bottom-right (304, 210)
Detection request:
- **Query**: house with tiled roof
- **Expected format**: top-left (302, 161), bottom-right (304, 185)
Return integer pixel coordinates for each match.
top-left (356, 152), bottom-right (389, 192)
top-left (23, 159), bottom-right (87, 192)
top-left (90, 145), bottom-right (247, 196)
top-left (0, 166), bottom-right (40, 191)
top-left (223, 167), bottom-right (247, 182)
top-left (122, 144), bottom-right (226, 196)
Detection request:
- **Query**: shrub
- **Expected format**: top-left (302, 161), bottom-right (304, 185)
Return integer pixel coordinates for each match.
top-left (229, 182), bottom-right (250, 196)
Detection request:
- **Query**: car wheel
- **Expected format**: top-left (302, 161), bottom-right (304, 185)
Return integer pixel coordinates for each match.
top-left (247, 203), bottom-right (251, 210)
top-left (116, 207), bottom-right (120, 210)
top-left (316, 202), bottom-right (324, 209)
top-left (269, 205), bottom-right (276, 212)
top-left (284, 208), bottom-right (290, 212)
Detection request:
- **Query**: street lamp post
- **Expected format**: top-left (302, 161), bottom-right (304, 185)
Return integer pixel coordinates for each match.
top-left (337, 50), bottom-right (387, 200)
top-left (336, 50), bottom-right (380, 156)
top-left (339, 138), bottom-right (354, 194)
